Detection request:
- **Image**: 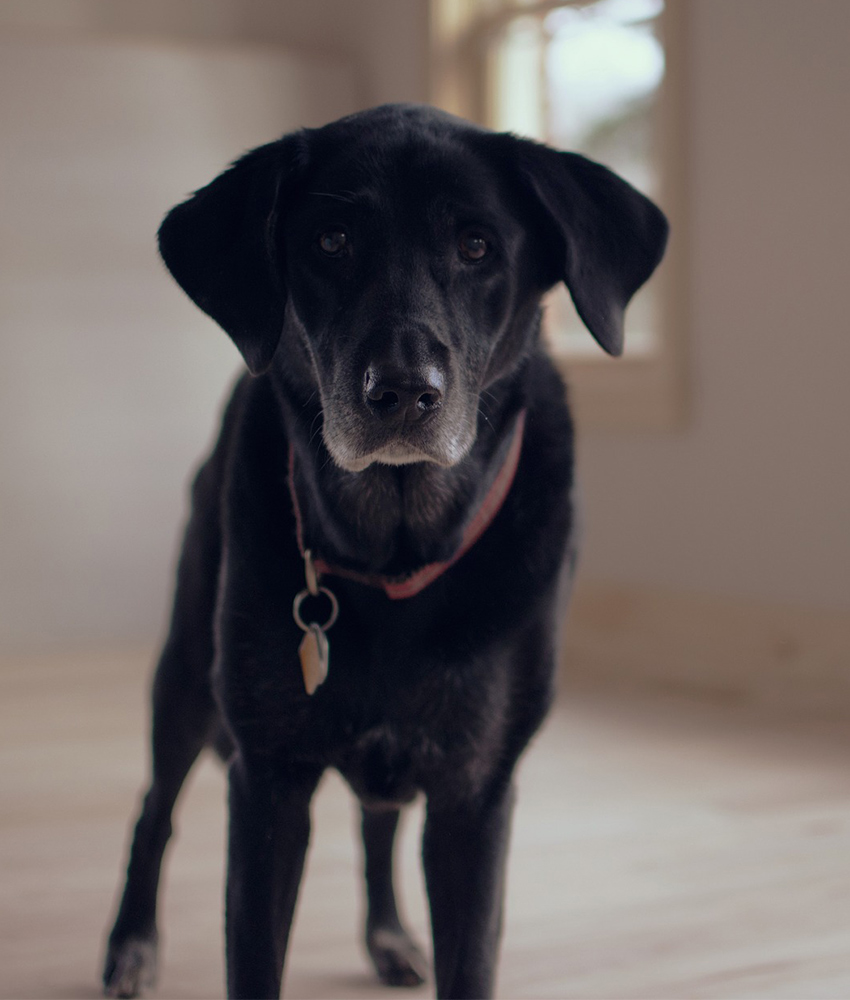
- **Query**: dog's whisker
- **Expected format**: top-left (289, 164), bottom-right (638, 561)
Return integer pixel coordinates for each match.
top-left (309, 190), bottom-right (358, 204)
top-left (480, 390), bottom-right (500, 418)
top-left (308, 411), bottom-right (325, 449)
top-left (478, 392), bottom-right (495, 424)
top-left (316, 452), bottom-right (337, 475)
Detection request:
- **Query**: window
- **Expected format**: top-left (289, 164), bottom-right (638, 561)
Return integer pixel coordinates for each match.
top-left (431, 0), bottom-right (688, 429)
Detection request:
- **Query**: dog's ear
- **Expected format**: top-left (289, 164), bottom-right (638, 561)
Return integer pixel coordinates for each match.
top-left (158, 135), bottom-right (307, 374)
top-left (503, 137), bottom-right (669, 356)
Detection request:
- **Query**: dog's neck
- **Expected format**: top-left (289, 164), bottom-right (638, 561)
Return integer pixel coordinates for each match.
top-left (281, 386), bottom-right (525, 580)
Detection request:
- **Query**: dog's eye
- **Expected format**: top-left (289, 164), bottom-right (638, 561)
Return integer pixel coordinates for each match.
top-left (458, 232), bottom-right (488, 263)
top-left (318, 230), bottom-right (348, 257)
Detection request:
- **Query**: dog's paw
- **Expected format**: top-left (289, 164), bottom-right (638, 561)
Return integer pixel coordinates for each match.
top-left (103, 937), bottom-right (157, 999)
top-left (367, 927), bottom-right (429, 988)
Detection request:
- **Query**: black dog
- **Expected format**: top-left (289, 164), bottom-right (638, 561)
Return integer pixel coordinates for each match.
top-left (103, 104), bottom-right (667, 1000)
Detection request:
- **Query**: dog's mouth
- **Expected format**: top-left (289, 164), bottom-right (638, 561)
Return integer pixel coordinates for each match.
top-left (346, 443), bottom-right (443, 471)
top-left (340, 441), bottom-right (464, 473)
top-left (321, 403), bottom-right (476, 473)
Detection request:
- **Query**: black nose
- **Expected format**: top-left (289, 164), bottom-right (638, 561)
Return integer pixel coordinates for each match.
top-left (364, 366), bottom-right (444, 423)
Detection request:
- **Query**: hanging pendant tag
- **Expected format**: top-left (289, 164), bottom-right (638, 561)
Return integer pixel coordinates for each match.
top-left (299, 623), bottom-right (330, 695)
top-left (293, 550), bottom-right (338, 695)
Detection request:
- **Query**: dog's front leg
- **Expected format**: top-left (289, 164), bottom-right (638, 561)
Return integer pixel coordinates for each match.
top-left (422, 780), bottom-right (516, 1000)
top-left (225, 755), bottom-right (322, 999)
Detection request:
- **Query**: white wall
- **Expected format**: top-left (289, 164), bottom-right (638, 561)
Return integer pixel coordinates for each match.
top-left (0, 0), bottom-right (429, 105)
top-left (578, 0), bottom-right (850, 611)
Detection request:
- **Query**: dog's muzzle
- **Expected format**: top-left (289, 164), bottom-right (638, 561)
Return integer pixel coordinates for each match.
top-left (320, 346), bottom-right (475, 472)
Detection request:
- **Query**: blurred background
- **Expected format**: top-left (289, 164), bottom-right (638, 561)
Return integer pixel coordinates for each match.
top-left (1, 2), bottom-right (849, 998)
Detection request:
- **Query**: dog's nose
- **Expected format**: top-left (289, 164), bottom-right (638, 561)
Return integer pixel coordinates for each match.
top-left (364, 366), bottom-right (443, 422)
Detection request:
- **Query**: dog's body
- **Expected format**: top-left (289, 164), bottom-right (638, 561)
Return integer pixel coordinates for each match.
top-left (104, 104), bottom-right (667, 1000)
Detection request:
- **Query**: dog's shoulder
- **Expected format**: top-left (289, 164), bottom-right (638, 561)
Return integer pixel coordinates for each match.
top-left (186, 373), bottom-right (287, 543)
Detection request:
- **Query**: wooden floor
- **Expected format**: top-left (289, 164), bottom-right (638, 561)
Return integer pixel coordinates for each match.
top-left (2, 648), bottom-right (850, 1000)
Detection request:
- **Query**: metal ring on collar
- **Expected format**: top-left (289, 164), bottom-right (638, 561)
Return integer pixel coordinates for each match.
top-left (292, 586), bottom-right (339, 633)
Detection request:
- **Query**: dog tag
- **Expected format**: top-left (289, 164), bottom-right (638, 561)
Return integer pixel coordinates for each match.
top-left (299, 623), bottom-right (329, 695)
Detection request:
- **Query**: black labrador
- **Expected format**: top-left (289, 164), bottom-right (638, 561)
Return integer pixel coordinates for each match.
top-left (103, 104), bottom-right (667, 1000)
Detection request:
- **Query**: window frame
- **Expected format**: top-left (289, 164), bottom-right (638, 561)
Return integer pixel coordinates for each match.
top-left (429, 0), bottom-right (689, 430)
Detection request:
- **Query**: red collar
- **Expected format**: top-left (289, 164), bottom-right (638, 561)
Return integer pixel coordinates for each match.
top-left (287, 409), bottom-right (526, 600)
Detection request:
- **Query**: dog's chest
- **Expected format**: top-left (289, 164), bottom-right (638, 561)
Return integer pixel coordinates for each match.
top-left (283, 613), bottom-right (511, 803)
top-left (340, 649), bottom-right (511, 803)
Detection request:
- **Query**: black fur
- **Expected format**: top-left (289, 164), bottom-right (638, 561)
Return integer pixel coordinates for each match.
top-left (104, 104), bottom-right (667, 1000)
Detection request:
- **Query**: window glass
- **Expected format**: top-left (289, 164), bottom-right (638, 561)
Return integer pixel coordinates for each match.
top-left (486, 0), bottom-right (666, 359)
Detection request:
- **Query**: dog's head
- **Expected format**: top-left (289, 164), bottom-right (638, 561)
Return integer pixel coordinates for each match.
top-left (159, 104), bottom-right (667, 471)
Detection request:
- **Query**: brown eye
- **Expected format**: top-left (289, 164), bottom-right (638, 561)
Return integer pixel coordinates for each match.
top-left (318, 230), bottom-right (347, 256)
top-left (459, 232), bottom-right (488, 262)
